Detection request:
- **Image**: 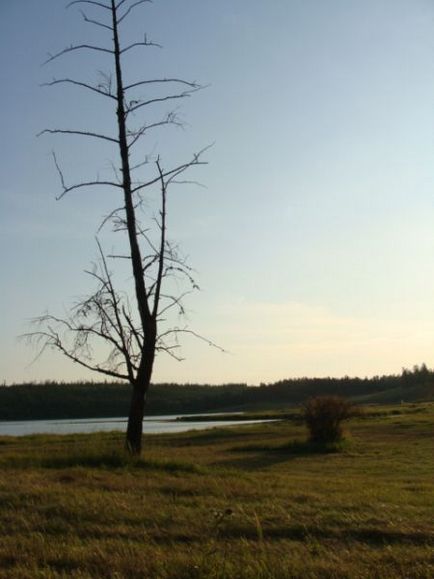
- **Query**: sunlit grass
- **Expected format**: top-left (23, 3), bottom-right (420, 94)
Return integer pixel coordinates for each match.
top-left (0, 403), bottom-right (432, 577)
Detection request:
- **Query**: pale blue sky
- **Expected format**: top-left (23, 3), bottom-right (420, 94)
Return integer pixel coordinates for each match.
top-left (1, 0), bottom-right (434, 384)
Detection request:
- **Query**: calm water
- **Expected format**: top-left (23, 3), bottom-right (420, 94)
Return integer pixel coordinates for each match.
top-left (0, 414), bottom-right (272, 437)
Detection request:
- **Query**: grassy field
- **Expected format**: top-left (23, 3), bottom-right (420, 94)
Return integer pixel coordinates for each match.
top-left (0, 404), bottom-right (433, 578)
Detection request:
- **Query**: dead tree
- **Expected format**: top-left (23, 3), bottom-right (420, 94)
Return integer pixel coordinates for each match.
top-left (27, 0), bottom-right (214, 454)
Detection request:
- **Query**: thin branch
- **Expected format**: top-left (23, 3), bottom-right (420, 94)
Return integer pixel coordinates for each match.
top-left (67, 0), bottom-right (111, 10)
top-left (124, 78), bottom-right (200, 92)
top-left (24, 322), bottom-right (130, 381)
top-left (97, 206), bottom-right (125, 233)
top-left (129, 150), bottom-right (156, 172)
top-left (152, 158), bottom-right (166, 319)
top-left (56, 344), bottom-right (130, 380)
top-left (95, 239), bottom-right (135, 381)
top-left (156, 344), bottom-right (185, 362)
top-left (157, 291), bottom-right (193, 318)
top-left (42, 78), bottom-right (116, 100)
top-left (51, 152), bottom-right (122, 200)
top-left (59, 181), bottom-right (123, 200)
top-left (52, 152), bottom-right (68, 195)
top-left (139, 231), bottom-right (159, 257)
top-left (118, 0), bottom-right (151, 24)
top-left (170, 179), bottom-right (206, 188)
top-left (127, 114), bottom-right (182, 149)
top-left (75, 325), bottom-right (126, 363)
top-left (108, 159), bottom-right (122, 183)
top-left (160, 328), bottom-right (227, 354)
top-left (127, 89), bottom-right (198, 115)
top-left (107, 254), bottom-right (131, 260)
top-left (79, 9), bottom-right (113, 31)
top-left (115, 0), bottom-right (129, 9)
top-left (131, 148), bottom-right (210, 194)
top-left (43, 44), bottom-right (113, 66)
top-left (120, 36), bottom-right (162, 56)
top-left (38, 128), bottom-right (118, 144)
top-left (122, 305), bottom-right (143, 350)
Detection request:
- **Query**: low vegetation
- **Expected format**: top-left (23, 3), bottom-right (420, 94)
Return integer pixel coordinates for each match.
top-left (303, 395), bottom-right (357, 444)
top-left (0, 403), bottom-right (432, 577)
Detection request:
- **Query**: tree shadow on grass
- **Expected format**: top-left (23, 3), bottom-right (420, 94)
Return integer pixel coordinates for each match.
top-left (215, 440), bottom-right (349, 471)
top-left (0, 452), bottom-right (204, 474)
top-left (164, 427), bottom-right (277, 448)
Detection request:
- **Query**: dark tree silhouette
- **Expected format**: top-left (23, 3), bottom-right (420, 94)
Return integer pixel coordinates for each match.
top-left (26, 0), bottom-right (217, 454)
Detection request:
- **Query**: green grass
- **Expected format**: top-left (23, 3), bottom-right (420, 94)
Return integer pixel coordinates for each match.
top-left (0, 403), bottom-right (433, 578)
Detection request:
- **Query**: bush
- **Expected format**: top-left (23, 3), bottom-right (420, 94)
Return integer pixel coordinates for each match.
top-left (303, 395), bottom-right (356, 443)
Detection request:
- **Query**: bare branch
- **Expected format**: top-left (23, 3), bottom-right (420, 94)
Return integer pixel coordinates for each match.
top-left (79, 9), bottom-right (113, 31)
top-left (124, 78), bottom-right (200, 92)
top-left (42, 78), bottom-right (116, 100)
top-left (118, 0), bottom-right (151, 24)
top-left (157, 291), bottom-right (194, 318)
top-left (127, 113), bottom-right (182, 149)
top-left (131, 148), bottom-right (210, 194)
top-left (129, 150), bottom-right (156, 172)
top-left (120, 36), bottom-right (162, 56)
top-left (56, 346), bottom-right (130, 380)
top-left (122, 305), bottom-right (143, 350)
top-left (127, 88), bottom-right (199, 115)
top-left (156, 343), bottom-right (185, 362)
top-left (51, 152), bottom-right (68, 196)
top-left (170, 179), bottom-right (206, 188)
top-left (51, 152), bottom-right (123, 200)
top-left (38, 128), bottom-right (119, 144)
top-left (43, 44), bottom-right (113, 66)
top-left (67, 0), bottom-right (111, 10)
top-left (97, 205), bottom-right (125, 233)
top-left (115, 0), bottom-right (129, 10)
top-left (24, 320), bottom-right (130, 381)
top-left (152, 159), bottom-right (166, 318)
top-left (95, 239), bottom-right (135, 381)
top-left (139, 230), bottom-right (159, 257)
top-left (59, 181), bottom-right (123, 200)
top-left (159, 328), bottom-right (227, 354)
top-left (107, 254), bottom-right (131, 260)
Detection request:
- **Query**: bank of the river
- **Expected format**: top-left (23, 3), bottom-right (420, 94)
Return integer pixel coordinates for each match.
top-left (0, 402), bottom-right (432, 578)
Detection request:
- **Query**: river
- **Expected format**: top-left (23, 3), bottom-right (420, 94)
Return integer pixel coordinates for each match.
top-left (0, 414), bottom-right (273, 437)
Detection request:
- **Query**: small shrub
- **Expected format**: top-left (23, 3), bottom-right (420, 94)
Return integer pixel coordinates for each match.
top-left (303, 396), bottom-right (356, 444)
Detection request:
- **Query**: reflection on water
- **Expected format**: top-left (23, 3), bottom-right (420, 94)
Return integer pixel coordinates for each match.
top-left (0, 414), bottom-right (271, 437)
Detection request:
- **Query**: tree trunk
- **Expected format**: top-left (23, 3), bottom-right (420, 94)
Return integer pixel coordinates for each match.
top-left (125, 343), bottom-right (155, 454)
top-left (125, 383), bottom-right (147, 454)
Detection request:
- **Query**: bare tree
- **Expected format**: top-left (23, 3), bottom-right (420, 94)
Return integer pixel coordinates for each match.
top-left (26, 0), bottom-right (215, 454)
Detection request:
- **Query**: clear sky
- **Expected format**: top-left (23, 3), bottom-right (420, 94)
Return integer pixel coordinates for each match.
top-left (1, 0), bottom-right (434, 385)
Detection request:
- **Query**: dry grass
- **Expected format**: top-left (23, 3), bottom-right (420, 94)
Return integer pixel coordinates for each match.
top-left (0, 403), bottom-right (433, 578)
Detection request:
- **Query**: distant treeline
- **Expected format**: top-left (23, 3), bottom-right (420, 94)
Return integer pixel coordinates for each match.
top-left (1, 364), bottom-right (433, 420)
